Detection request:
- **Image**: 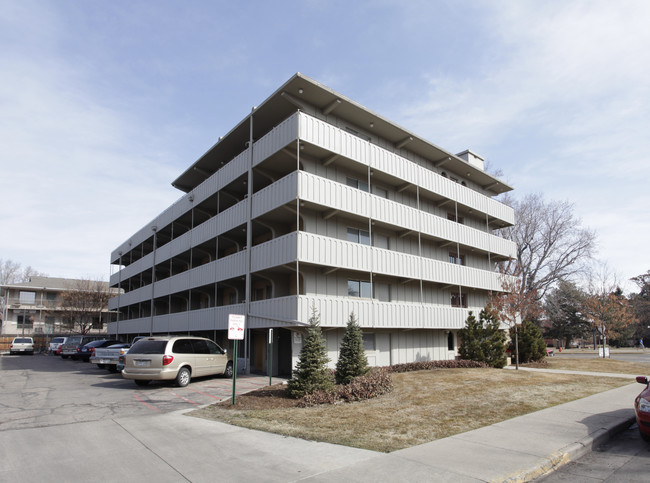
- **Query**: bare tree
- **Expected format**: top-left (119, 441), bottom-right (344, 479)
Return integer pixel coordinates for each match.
top-left (58, 279), bottom-right (111, 334)
top-left (498, 193), bottom-right (596, 301)
top-left (0, 259), bottom-right (47, 285)
top-left (0, 259), bottom-right (47, 323)
top-left (488, 272), bottom-right (543, 369)
top-left (585, 265), bottom-right (636, 355)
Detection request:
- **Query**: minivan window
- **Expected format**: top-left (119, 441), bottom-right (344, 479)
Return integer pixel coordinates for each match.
top-left (128, 340), bottom-right (168, 354)
top-left (192, 340), bottom-right (209, 354)
top-left (67, 336), bottom-right (82, 344)
top-left (172, 339), bottom-right (194, 354)
top-left (52, 337), bottom-right (65, 343)
top-left (206, 340), bottom-right (225, 355)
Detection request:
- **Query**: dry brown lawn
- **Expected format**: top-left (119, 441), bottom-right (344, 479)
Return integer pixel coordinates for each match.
top-left (191, 360), bottom-right (639, 452)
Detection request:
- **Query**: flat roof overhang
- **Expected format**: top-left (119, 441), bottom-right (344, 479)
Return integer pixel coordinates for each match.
top-left (171, 73), bottom-right (513, 196)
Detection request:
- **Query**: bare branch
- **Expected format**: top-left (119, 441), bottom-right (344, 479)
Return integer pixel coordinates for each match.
top-left (498, 193), bottom-right (596, 300)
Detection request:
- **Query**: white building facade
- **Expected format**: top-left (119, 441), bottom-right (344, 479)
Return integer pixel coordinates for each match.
top-left (108, 74), bottom-right (515, 376)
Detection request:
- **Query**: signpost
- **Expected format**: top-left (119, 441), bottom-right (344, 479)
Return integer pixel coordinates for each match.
top-left (228, 314), bottom-right (245, 405)
top-left (268, 328), bottom-right (273, 386)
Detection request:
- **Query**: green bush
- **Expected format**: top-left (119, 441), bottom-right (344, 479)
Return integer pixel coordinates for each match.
top-left (458, 307), bottom-right (507, 368)
top-left (287, 308), bottom-right (335, 398)
top-left (335, 313), bottom-right (369, 384)
top-left (510, 320), bottom-right (546, 363)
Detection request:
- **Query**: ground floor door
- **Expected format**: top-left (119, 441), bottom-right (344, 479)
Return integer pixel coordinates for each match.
top-left (248, 328), bottom-right (292, 377)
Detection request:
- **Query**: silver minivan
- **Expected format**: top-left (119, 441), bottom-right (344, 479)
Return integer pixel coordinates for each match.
top-left (122, 336), bottom-right (232, 387)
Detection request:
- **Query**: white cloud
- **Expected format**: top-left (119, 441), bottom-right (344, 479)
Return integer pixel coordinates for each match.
top-left (390, 0), bottom-right (650, 285)
top-left (0, 1), bottom-right (181, 279)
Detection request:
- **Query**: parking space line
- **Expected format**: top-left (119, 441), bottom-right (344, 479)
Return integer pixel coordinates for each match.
top-left (168, 390), bottom-right (199, 405)
top-left (134, 393), bottom-right (161, 412)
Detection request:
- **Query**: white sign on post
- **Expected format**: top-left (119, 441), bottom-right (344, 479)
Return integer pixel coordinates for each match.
top-left (228, 314), bottom-right (246, 340)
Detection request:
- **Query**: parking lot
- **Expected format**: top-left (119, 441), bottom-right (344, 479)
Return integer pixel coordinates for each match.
top-left (0, 352), bottom-right (281, 432)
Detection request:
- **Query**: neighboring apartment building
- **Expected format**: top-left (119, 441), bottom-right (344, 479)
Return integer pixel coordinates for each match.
top-left (108, 73), bottom-right (516, 376)
top-left (0, 276), bottom-right (111, 336)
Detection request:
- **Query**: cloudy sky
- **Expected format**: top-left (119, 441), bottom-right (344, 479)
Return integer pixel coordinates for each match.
top-left (1, 0), bottom-right (648, 291)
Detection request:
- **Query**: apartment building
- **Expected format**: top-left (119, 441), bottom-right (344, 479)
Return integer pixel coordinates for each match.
top-left (0, 276), bottom-right (111, 336)
top-left (108, 73), bottom-right (516, 376)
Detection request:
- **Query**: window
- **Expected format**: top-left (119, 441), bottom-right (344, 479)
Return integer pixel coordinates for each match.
top-left (451, 292), bottom-right (467, 308)
top-left (17, 315), bottom-right (34, 329)
top-left (346, 176), bottom-right (369, 192)
top-left (92, 317), bottom-right (103, 329)
top-left (347, 227), bottom-right (370, 245)
top-left (206, 340), bottom-right (225, 354)
top-left (173, 339), bottom-right (194, 354)
top-left (362, 333), bottom-right (376, 351)
top-left (449, 252), bottom-right (465, 265)
top-left (447, 212), bottom-right (464, 224)
top-left (19, 291), bottom-right (36, 305)
top-left (348, 280), bottom-right (372, 298)
top-left (192, 339), bottom-right (210, 354)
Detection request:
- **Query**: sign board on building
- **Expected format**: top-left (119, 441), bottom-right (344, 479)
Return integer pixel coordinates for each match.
top-left (228, 314), bottom-right (245, 340)
top-left (293, 332), bottom-right (302, 344)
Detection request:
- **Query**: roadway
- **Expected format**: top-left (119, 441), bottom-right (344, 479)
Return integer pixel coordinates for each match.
top-left (536, 423), bottom-right (650, 482)
top-left (0, 352), bottom-right (277, 431)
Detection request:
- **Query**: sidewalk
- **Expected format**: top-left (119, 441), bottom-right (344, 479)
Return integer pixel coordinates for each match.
top-left (0, 374), bottom-right (640, 482)
top-left (304, 382), bottom-right (639, 482)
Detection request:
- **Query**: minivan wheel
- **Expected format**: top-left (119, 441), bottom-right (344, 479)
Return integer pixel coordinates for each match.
top-left (224, 361), bottom-right (233, 378)
top-left (176, 367), bottom-right (191, 387)
top-left (134, 379), bottom-right (150, 387)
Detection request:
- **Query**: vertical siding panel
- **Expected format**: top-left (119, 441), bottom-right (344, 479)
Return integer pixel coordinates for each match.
top-left (296, 112), bottom-right (514, 225)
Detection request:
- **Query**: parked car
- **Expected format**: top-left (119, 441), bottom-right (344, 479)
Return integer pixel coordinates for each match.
top-left (635, 376), bottom-right (650, 442)
top-left (49, 337), bottom-right (67, 353)
top-left (115, 336), bottom-right (147, 372)
top-left (122, 336), bottom-right (233, 387)
top-left (90, 340), bottom-right (139, 372)
top-left (60, 335), bottom-right (104, 359)
top-left (10, 337), bottom-right (34, 355)
top-left (77, 339), bottom-right (122, 362)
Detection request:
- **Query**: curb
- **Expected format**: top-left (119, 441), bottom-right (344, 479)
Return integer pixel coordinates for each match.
top-left (500, 416), bottom-right (636, 482)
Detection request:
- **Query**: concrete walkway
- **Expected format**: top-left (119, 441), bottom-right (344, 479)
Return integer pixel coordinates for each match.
top-left (0, 374), bottom-right (642, 482)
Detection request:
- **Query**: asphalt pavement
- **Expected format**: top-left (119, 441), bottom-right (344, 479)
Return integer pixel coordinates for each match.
top-left (0, 364), bottom-right (643, 482)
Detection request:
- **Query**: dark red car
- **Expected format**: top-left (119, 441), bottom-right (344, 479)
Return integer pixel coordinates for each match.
top-left (635, 376), bottom-right (650, 441)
